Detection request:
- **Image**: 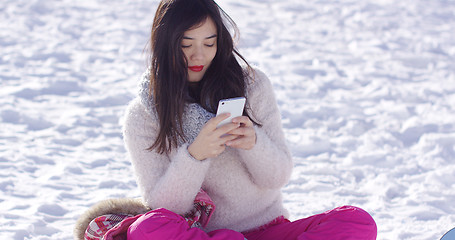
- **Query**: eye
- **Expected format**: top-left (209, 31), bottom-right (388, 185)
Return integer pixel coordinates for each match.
top-left (205, 43), bottom-right (215, 47)
top-left (182, 45), bottom-right (192, 48)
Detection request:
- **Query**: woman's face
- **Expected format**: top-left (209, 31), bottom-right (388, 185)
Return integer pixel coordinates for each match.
top-left (181, 17), bottom-right (218, 83)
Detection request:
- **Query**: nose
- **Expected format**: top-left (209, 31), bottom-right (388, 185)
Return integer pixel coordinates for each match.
top-left (190, 45), bottom-right (204, 62)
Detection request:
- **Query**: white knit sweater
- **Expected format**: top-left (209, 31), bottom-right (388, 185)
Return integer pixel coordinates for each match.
top-left (122, 68), bottom-right (293, 232)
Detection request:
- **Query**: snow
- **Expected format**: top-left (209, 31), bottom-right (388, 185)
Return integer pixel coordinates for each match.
top-left (1, 0), bottom-right (454, 239)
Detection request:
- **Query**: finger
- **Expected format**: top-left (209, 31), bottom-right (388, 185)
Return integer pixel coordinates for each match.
top-left (210, 133), bottom-right (236, 146)
top-left (225, 137), bottom-right (252, 149)
top-left (205, 113), bottom-right (231, 131)
top-left (219, 134), bottom-right (239, 143)
top-left (210, 144), bottom-right (226, 158)
top-left (214, 122), bottom-right (241, 137)
top-left (232, 116), bottom-right (253, 127)
top-left (227, 126), bottom-right (254, 137)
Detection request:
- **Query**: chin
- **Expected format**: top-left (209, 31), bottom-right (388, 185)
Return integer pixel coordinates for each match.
top-left (188, 77), bottom-right (201, 82)
top-left (188, 73), bottom-right (204, 82)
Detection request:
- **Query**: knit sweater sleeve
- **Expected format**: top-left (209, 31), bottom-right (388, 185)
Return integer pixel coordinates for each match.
top-left (237, 69), bottom-right (293, 189)
top-left (122, 98), bottom-right (211, 215)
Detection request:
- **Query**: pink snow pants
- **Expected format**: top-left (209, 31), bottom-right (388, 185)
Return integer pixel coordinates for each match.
top-left (127, 208), bottom-right (245, 240)
top-left (243, 206), bottom-right (377, 240)
top-left (128, 206), bottom-right (376, 240)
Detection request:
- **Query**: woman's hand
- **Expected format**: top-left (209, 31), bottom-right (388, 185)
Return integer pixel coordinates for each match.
top-left (188, 113), bottom-right (241, 161)
top-left (225, 116), bottom-right (257, 150)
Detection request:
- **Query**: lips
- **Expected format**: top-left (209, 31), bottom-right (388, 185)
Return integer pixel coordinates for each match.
top-left (189, 65), bottom-right (204, 72)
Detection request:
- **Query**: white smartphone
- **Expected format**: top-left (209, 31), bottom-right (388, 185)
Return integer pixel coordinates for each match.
top-left (216, 97), bottom-right (246, 128)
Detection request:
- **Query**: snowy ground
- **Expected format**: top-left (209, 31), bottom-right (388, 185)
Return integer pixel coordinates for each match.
top-left (1, 0), bottom-right (454, 239)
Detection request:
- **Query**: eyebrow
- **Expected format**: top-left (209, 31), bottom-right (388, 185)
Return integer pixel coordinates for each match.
top-left (182, 34), bottom-right (217, 40)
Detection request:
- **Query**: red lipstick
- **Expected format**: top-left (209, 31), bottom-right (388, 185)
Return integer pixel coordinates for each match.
top-left (189, 65), bottom-right (204, 72)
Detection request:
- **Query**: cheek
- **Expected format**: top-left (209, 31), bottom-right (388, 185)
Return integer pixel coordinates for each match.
top-left (182, 50), bottom-right (190, 62)
top-left (209, 47), bottom-right (217, 62)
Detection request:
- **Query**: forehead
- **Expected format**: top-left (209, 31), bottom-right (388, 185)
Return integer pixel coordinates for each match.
top-left (183, 17), bottom-right (217, 38)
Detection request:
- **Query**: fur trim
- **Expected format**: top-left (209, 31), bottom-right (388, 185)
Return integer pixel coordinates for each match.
top-left (73, 198), bottom-right (150, 240)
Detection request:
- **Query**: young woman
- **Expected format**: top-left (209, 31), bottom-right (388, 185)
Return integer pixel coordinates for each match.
top-left (79, 0), bottom-right (377, 239)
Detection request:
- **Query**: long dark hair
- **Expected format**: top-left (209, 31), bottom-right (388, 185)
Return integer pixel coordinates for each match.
top-left (148, 0), bottom-right (254, 154)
